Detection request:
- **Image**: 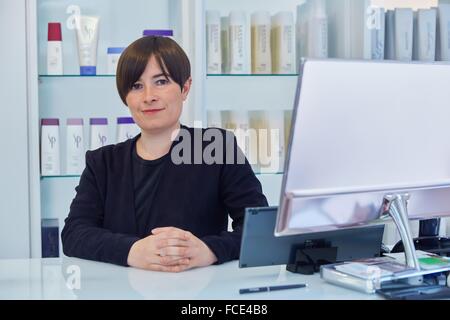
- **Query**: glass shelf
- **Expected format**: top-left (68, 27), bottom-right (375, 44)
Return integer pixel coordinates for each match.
top-left (40, 74), bottom-right (299, 78)
top-left (41, 74), bottom-right (298, 78)
top-left (40, 175), bottom-right (81, 180)
top-left (39, 75), bottom-right (116, 78)
top-left (40, 172), bottom-right (283, 180)
top-left (207, 74), bottom-right (299, 77)
top-left (256, 172), bottom-right (284, 176)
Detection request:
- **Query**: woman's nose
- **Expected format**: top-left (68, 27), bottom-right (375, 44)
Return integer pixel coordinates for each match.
top-left (143, 86), bottom-right (158, 104)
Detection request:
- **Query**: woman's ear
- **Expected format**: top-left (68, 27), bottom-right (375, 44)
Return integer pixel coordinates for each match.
top-left (181, 77), bottom-right (193, 101)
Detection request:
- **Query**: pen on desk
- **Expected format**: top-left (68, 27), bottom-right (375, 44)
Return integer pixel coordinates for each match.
top-left (239, 283), bottom-right (307, 294)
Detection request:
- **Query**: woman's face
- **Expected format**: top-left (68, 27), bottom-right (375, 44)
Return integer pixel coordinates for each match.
top-left (125, 55), bottom-right (191, 134)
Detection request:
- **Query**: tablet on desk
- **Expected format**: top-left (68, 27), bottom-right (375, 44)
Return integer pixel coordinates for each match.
top-left (239, 206), bottom-right (384, 269)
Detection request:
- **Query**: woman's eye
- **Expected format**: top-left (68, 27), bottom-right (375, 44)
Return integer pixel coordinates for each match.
top-left (155, 79), bottom-right (169, 86)
top-left (131, 83), bottom-right (143, 90)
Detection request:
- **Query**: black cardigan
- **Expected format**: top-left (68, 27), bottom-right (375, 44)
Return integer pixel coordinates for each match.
top-left (61, 126), bottom-right (268, 266)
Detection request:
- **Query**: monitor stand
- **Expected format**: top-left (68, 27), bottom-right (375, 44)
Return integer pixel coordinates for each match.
top-left (286, 193), bottom-right (449, 277)
top-left (289, 194), bottom-right (425, 275)
top-left (286, 193), bottom-right (421, 276)
top-left (391, 218), bottom-right (450, 256)
top-left (380, 194), bottom-right (421, 271)
top-left (380, 194), bottom-right (450, 286)
top-left (286, 241), bottom-right (338, 275)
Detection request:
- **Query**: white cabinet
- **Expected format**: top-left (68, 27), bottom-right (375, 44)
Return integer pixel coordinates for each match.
top-left (0, 0), bottom-right (31, 258)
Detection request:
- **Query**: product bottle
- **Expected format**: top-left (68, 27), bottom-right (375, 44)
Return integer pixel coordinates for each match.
top-left (221, 17), bottom-right (230, 73)
top-left (66, 118), bottom-right (85, 175)
top-left (272, 12), bottom-right (295, 74)
top-left (206, 11), bottom-right (222, 74)
top-left (90, 118), bottom-right (109, 150)
top-left (143, 29), bottom-right (174, 41)
top-left (394, 8), bottom-right (414, 61)
top-left (47, 23), bottom-right (63, 75)
top-left (249, 110), bottom-right (267, 173)
top-left (260, 110), bottom-right (285, 174)
top-left (207, 110), bottom-right (223, 128)
top-left (251, 11), bottom-right (272, 74)
top-left (41, 119), bottom-right (60, 176)
top-left (308, 0), bottom-right (328, 59)
top-left (437, 4), bottom-right (450, 61)
top-left (107, 47), bottom-right (125, 75)
top-left (284, 109), bottom-right (293, 158)
top-left (412, 9), bottom-right (434, 62)
top-left (229, 110), bottom-right (251, 163)
top-left (229, 11), bottom-right (249, 74)
top-left (116, 117), bottom-right (140, 143)
top-left (296, 3), bottom-right (307, 63)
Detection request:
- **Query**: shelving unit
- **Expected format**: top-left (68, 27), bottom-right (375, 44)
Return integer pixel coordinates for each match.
top-left (202, 0), bottom-right (304, 213)
top-left (39, 74), bottom-right (115, 77)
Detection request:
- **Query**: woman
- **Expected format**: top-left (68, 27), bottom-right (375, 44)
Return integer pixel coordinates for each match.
top-left (61, 36), bottom-right (268, 272)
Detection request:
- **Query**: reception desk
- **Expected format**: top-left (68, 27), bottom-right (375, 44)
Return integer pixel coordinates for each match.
top-left (0, 257), bottom-right (381, 300)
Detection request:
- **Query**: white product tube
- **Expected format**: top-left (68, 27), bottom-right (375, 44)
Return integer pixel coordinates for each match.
top-left (66, 118), bottom-right (85, 175)
top-left (206, 11), bottom-right (222, 74)
top-left (41, 119), bottom-right (60, 176)
top-left (116, 117), bottom-right (140, 143)
top-left (272, 12), bottom-right (296, 74)
top-left (229, 11), bottom-right (249, 74)
top-left (76, 16), bottom-right (100, 75)
top-left (90, 118), bottom-right (109, 150)
top-left (251, 11), bottom-right (272, 74)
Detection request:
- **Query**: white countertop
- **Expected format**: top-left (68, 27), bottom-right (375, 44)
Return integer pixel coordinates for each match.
top-left (0, 257), bottom-right (382, 300)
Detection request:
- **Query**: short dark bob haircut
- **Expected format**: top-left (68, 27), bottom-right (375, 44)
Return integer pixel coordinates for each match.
top-left (116, 36), bottom-right (191, 105)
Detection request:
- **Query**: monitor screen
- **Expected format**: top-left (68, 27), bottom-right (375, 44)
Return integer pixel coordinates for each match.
top-left (276, 60), bottom-right (450, 236)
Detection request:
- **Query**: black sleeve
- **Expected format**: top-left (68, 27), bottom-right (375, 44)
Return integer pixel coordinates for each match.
top-left (61, 151), bottom-right (139, 266)
top-left (201, 132), bottom-right (268, 264)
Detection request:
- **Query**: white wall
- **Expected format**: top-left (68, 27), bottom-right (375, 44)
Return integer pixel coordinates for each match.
top-left (0, 0), bottom-right (31, 258)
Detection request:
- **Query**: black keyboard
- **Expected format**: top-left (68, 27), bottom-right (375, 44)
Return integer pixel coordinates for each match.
top-left (377, 284), bottom-right (450, 300)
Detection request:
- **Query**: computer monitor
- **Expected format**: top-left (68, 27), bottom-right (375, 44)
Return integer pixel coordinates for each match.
top-left (275, 59), bottom-right (450, 269)
top-left (239, 207), bottom-right (384, 274)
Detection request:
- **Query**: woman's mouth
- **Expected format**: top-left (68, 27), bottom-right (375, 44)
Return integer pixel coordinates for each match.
top-left (143, 108), bottom-right (164, 114)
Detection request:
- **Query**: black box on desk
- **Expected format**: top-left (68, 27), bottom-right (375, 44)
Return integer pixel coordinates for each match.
top-left (41, 219), bottom-right (59, 258)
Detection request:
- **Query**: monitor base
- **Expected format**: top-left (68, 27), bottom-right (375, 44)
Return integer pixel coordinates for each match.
top-left (286, 246), bottom-right (338, 275)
